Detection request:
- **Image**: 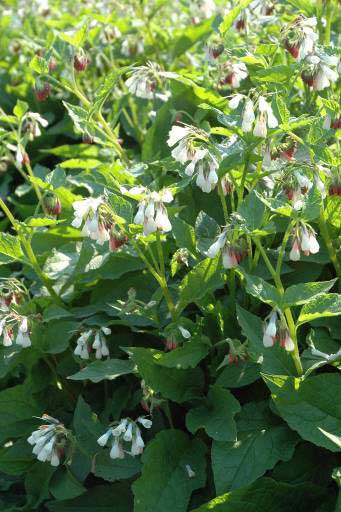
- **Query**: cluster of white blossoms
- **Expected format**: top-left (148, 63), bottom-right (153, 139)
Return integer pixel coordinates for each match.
top-left (133, 188), bottom-right (173, 235)
top-left (229, 95), bottom-right (278, 137)
top-left (206, 231), bottom-right (247, 269)
top-left (0, 315), bottom-right (31, 348)
top-left (23, 111), bottom-right (48, 140)
top-left (263, 310), bottom-right (295, 351)
top-left (71, 196), bottom-right (110, 244)
top-left (27, 415), bottom-right (65, 467)
top-left (220, 62), bottom-right (248, 88)
top-left (303, 53), bottom-right (339, 91)
top-left (283, 16), bottom-right (318, 61)
top-left (97, 417), bottom-right (152, 459)
top-left (290, 225), bottom-right (319, 261)
top-left (125, 62), bottom-right (175, 99)
top-left (74, 327), bottom-right (111, 360)
top-left (167, 125), bottom-right (219, 193)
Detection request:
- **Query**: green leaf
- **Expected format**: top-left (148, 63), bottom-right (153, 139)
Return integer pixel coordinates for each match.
top-left (275, 96), bottom-right (290, 125)
top-left (133, 430), bottom-right (206, 512)
top-left (106, 192), bottom-right (133, 224)
top-left (59, 23), bottom-right (88, 48)
top-left (153, 338), bottom-right (209, 369)
top-left (192, 477), bottom-right (325, 512)
top-left (0, 385), bottom-right (41, 443)
top-left (219, 0), bottom-right (253, 34)
top-left (297, 293), bottom-right (341, 326)
top-left (71, 397), bottom-right (103, 481)
top-left (50, 468), bottom-right (86, 501)
top-left (123, 347), bottom-right (203, 403)
top-left (253, 65), bottom-right (296, 83)
top-left (212, 401), bottom-right (298, 492)
top-left (68, 359), bottom-right (135, 383)
top-left (195, 211), bottom-right (220, 254)
top-left (25, 216), bottom-right (64, 227)
top-left (0, 233), bottom-right (24, 261)
top-left (0, 439), bottom-right (34, 475)
top-left (283, 279), bottom-right (337, 308)
top-left (94, 451), bottom-right (141, 482)
top-left (241, 271), bottom-right (281, 307)
top-left (178, 257), bottom-right (224, 312)
top-left (172, 217), bottom-right (196, 254)
top-left (263, 373), bottom-right (341, 452)
top-left (236, 305), bottom-right (297, 375)
top-left (29, 55), bottom-right (49, 74)
top-left (43, 319), bottom-right (79, 354)
top-left (186, 385), bottom-right (240, 441)
top-left (216, 360), bottom-right (260, 388)
top-left (172, 18), bottom-right (213, 58)
top-left (47, 483), bottom-right (133, 511)
top-left (237, 191), bottom-right (265, 233)
top-left (300, 186), bottom-right (322, 221)
top-left (25, 463), bottom-right (55, 508)
top-left (13, 100), bottom-right (29, 119)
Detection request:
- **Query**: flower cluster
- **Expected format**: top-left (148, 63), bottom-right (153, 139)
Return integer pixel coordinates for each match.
top-left (125, 61), bottom-right (174, 100)
top-left (0, 315), bottom-right (31, 348)
top-left (133, 188), bottom-right (173, 235)
top-left (229, 94), bottom-right (278, 137)
top-left (72, 197), bottom-right (128, 250)
top-left (301, 53), bottom-right (339, 91)
top-left (219, 62), bottom-right (248, 88)
top-left (282, 16), bottom-right (318, 61)
top-left (97, 417), bottom-right (152, 459)
top-left (263, 310), bottom-right (294, 351)
top-left (74, 327), bottom-right (111, 360)
top-left (167, 125), bottom-right (219, 193)
top-left (27, 415), bottom-right (67, 467)
top-left (290, 225), bottom-right (319, 261)
top-left (207, 231), bottom-right (247, 269)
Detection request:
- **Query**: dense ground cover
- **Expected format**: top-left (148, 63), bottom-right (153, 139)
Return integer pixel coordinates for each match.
top-left (0, 0), bottom-right (340, 510)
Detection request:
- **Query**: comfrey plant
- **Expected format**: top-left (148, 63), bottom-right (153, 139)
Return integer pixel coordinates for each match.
top-left (0, 1), bottom-right (340, 511)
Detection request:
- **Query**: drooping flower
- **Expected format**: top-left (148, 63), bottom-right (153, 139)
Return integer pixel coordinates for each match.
top-left (283, 16), bottom-right (318, 62)
top-left (133, 189), bottom-right (173, 235)
top-left (97, 417), bottom-right (152, 460)
top-left (289, 224), bottom-right (319, 261)
top-left (15, 317), bottom-right (31, 348)
top-left (263, 311), bottom-right (294, 352)
top-left (27, 415), bottom-right (66, 467)
top-left (74, 327), bottom-right (111, 360)
top-left (206, 231), bottom-right (247, 269)
top-left (220, 62), bottom-right (248, 88)
top-left (71, 196), bottom-right (111, 244)
top-left (302, 53), bottom-right (339, 91)
top-left (253, 96), bottom-right (278, 138)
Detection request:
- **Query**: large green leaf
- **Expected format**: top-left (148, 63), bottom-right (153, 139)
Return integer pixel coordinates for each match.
top-left (68, 359), bottom-right (135, 383)
top-left (0, 385), bottom-right (41, 443)
top-left (212, 401), bottom-right (298, 492)
top-left (186, 385), bottom-right (240, 442)
top-left (237, 191), bottom-right (265, 233)
top-left (241, 272), bottom-right (281, 307)
top-left (297, 293), bottom-right (341, 326)
top-left (178, 257), bottom-right (224, 312)
top-left (123, 347), bottom-right (203, 403)
top-left (193, 477), bottom-right (325, 511)
top-left (0, 233), bottom-right (24, 261)
top-left (132, 430), bottom-right (206, 512)
top-left (236, 305), bottom-right (296, 375)
top-left (263, 374), bottom-right (341, 452)
top-left (94, 451), bottom-right (141, 482)
top-left (153, 338), bottom-right (209, 369)
top-left (283, 279), bottom-right (337, 307)
top-left (47, 483), bottom-right (133, 511)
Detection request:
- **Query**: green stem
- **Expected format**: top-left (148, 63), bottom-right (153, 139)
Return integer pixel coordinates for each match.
top-left (253, 237), bottom-right (303, 376)
top-left (218, 180), bottom-right (229, 224)
top-left (25, 161), bottom-right (47, 214)
top-left (319, 205), bottom-right (341, 289)
top-left (275, 221), bottom-right (294, 277)
top-left (324, 0), bottom-right (333, 45)
top-left (237, 154), bottom-right (249, 208)
top-left (132, 239), bottom-right (177, 321)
